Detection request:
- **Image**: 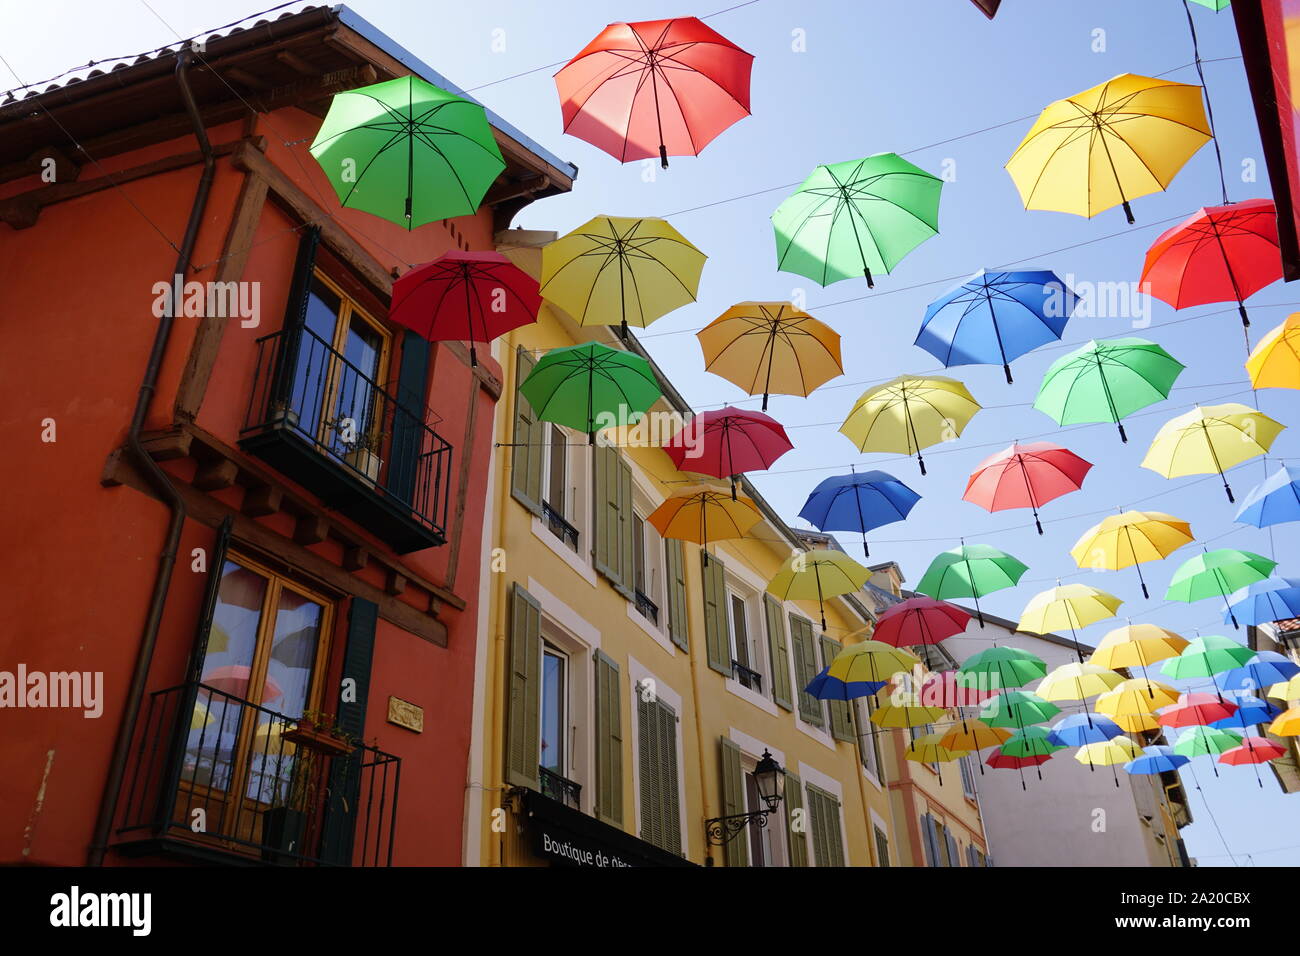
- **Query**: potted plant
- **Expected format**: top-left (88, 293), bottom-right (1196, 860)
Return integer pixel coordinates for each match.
top-left (343, 424), bottom-right (386, 487)
top-left (261, 712), bottom-right (358, 864)
top-left (267, 398), bottom-right (300, 431)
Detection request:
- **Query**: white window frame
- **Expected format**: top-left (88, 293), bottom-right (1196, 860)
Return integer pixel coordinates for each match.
top-left (530, 427), bottom-right (596, 585)
top-left (625, 473), bottom-right (675, 653)
top-left (730, 729), bottom-right (789, 868)
top-left (538, 640), bottom-right (570, 780)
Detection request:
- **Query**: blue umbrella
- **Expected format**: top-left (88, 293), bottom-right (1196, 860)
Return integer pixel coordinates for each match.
top-left (1051, 713), bottom-right (1123, 747)
top-left (1124, 745), bottom-right (1190, 775)
top-left (914, 268), bottom-right (1077, 384)
top-left (804, 667), bottom-right (887, 701)
top-left (1224, 577), bottom-right (1300, 627)
top-left (798, 469), bottom-right (920, 557)
top-left (1236, 464), bottom-right (1300, 528)
top-left (1209, 693), bottom-right (1281, 730)
top-left (1215, 652), bottom-right (1300, 696)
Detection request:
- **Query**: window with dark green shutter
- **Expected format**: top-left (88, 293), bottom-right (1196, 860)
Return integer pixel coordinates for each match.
top-left (806, 784), bottom-right (845, 867)
top-left (664, 538), bottom-right (689, 650)
top-left (719, 736), bottom-right (748, 867)
top-left (506, 583), bottom-right (542, 788)
top-left (790, 615), bottom-right (822, 726)
top-left (594, 651), bottom-right (623, 828)
top-left (637, 690), bottom-right (681, 855)
top-left (593, 443), bottom-right (633, 596)
top-left (764, 595), bottom-right (792, 711)
top-left (784, 772), bottom-right (807, 867)
top-left (511, 348), bottom-right (544, 514)
top-left (701, 553), bottom-right (730, 676)
top-left (820, 635), bottom-right (853, 741)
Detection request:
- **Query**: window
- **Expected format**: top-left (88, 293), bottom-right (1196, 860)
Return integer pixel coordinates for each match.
top-left (874, 826), bottom-right (891, 867)
top-left (728, 592), bottom-right (761, 691)
top-left (959, 753), bottom-right (977, 800)
top-left (637, 688), bottom-right (682, 855)
top-left (743, 768), bottom-right (786, 866)
top-left (858, 697), bottom-right (884, 781)
top-left (806, 785), bottom-right (845, 867)
top-left (542, 424), bottom-right (581, 551)
top-left (631, 511), bottom-right (665, 627)
top-left (539, 644), bottom-right (577, 806)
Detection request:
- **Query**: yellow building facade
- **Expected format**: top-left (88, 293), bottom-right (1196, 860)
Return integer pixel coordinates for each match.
top-left (463, 231), bottom-right (986, 868)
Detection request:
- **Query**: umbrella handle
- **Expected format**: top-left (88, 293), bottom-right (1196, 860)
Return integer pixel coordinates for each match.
top-left (659, 145), bottom-right (669, 169)
top-left (469, 344), bottom-right (478, 369)
top-left (1117, 422), bottom-right (1127, 444)
top-left (917, 452), bottom-right (926, 477)
top-left (864, 266), bottom-right (874, 290)
top-left (762, 393), bottom-right (769, 412)
top-left (1122, 200), bottom-right (1134, 225)
top-left (1223, 480), bottom-right (1234, 504)
top-left (1033, 510), bottom-right (1043, 536)
top-left (862, 535), bottom-right (870, 559)
top-left (1238, 302), bottom-right (1250, 329)
top-left (1003, 363), bottom-right (1013, 385)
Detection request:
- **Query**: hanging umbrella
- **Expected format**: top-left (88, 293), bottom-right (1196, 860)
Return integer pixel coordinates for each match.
top-left (798, 470), bottom-right (920, 557)
top-left (1005, 73), bottom-right (1211, 224)
top-left (1125, 745), bottom-right (1191, 774)
top-left (1052, 713), bottom-right (1124, 746)
top-left (916, 543), bottom-right (1028, 626)
top-left (540, 216), bottom-right (706, 335)
top-left (1269, 706), bottom-right (1300, 736)
top-left (309, 75), bottom-right (505, 229)
top-left (1140, 199), bottom-right (1282, 333)
top-left (1219, 737), bottom-right (1286, 765)
top-left (647, 484), bottom-right (762, 564)
top-left (1246, 314), bottom-right (1300, 390)
top-left (1209, 693), bottom-right (1281, 731)
top-left (1269, 676), bottom-right (1300, 703)
top-left (1236, 465), bottom-right (1300, 528)
top-left (1215, 652), bottom-right (1300, 697)
top-left (872, 596), bottom-right (970, 647)
top-left (905, 734), bottom-right (970, 764)
top-left (1097, 678), bottom-right (1180, 722)
top-left (981, 690), bottom-right (1061, 728)
top-left (919, 669), bottom-right (999, 707)
top-left (828, 641), bottom-right (921, 685)
top-left (960, 647), bottom-right (1048, 690)
top-left (773, 154), bottom-right (943, 290)
top-left (1226, 578), bottom-right (1300, 626)
top-left (1174, 726), bottom-right (1243, 758)
top-left (805, 667), bottom-right (887, 701)
top-left (987, 751), bottom-right (1053, 770)
top-left (1090, 623), bottom-right (1189, 670)
top-left (963, 442), bottom-right (1092, 534)
top-left (1157, 692), bottom-right (1239, 728)
top-left (697, 302), bottom-right (844, 411)
top-left (1188, 0), bottom-right (1231, 9)
top-left (1166, 550), bottom-right (1277, 628)
top-left (767, 550), bottom-right (871, 632)
top-left (390, 251), bottom-right (540, 367)
top-left (1069, 510), bottom-right (1194, 599)
top-left (1161, 634), bottom-right (1256, 679)
top-left (915, 269), bottom-right (1077, 383)
top-left (1000, 726), bottom-right (1067, 757)
top-left (665, 407), bottom-right (793, 498)
top-left (520, 342), bottom-right (661, 442)
top-left (869, 701), bottom-right (948, 729)
top-left (1036, 663), bottom-right (1125, 702)
top-left (1018, 584), bottom-right (1122, 640)
top-left (1141, 403), bottom-right (1284, 503)
top-left (555, 17), bottom-right (753, 168)
top-left (201, 665), bottom-right (284, 705)
top-left (1035, 338), bottom-right (1184, 443)
top-left (840, 375), bottom-right (980, 475)
top-left (940, 722), bottom-right (1013, 752)
top-left (1076, 737), bottom-right (1143, 766)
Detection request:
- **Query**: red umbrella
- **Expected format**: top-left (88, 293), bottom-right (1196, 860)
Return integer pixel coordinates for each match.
top-left (1219, 736), bottom-right (1286, 765)
top-left (391, 251), bottom-right (541, 367)
top-left (201, 665), bottom-right (283, 705)
top-left (1156, 692), bottom-right (1238, 729)
top-left (919, 669), bottom-right (998, 708)
top-left (664, 407), bottom-right (793, 498)
top-left (986, 751), bottom-right (1051, 769)
top-left (555, 17), bottom-right (753, 168)
top-left (874, 596), bottom-right (971, 647)
top-left (1140, 199), bottom-right (1284, 335)
top-left (963, 441), bottom-right (1092, 535)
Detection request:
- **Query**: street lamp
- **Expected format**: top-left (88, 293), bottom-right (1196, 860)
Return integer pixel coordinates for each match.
top-left (704, 750), bottom-right (785, 846)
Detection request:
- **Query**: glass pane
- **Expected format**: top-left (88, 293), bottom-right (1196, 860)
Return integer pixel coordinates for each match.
top-left (730, 595), bottom-right (750, 668)
top-left (540, 649), bottom-right (565, 774)
top-left (546, 426), bottom-right (566, 517)
top-left (330, 317), bottom-right (384, 460)
top-left (632, 518), bottom-right (646, 593)
top-left (745, 773), bottom-right (769, 866)
top-left (289, 278), bottom-right (343, 440)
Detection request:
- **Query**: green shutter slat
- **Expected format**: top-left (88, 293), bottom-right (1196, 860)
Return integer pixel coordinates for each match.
top-left (637, 692), bottom-right (654, 845)
top-left (665, 538), bottom-right (689, 650)
top-left (784, 772), bottom-right (807, 867)
top-left (616, 458), bottom-right (634, 599)
top-left (806, 785), bottom-right (845, 868)
top-left (791, 616), bottom-right (823, 726)
top-left (702, 553), bottom-right (730, 676)
top-left (764, 595), bottom-right (793, 711)
top-left (820, 635), bottom-right (854, 741)
top-left (506, 583), bottom-right (541, 788)
top-left (593, 445), bottom-right (628, 590)
top-left (657, 700), bottom-right (682, 855)
top-left (719, 737), bottom-right (748, 867)
top-left (875, 827), bottom-right (891, 867)
top-left (510, 348), bottom-right (543, 514)
top-left (594, 651), bottom-right (623, 828)
top-left (921, 813), bottom-right (940, 867)
top-left (945, 830), bottom-right (959, 868)
top-left (389, 332), bottom-right (430, 507)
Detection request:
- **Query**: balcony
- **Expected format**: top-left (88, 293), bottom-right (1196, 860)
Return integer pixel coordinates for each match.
top-left (634, 589), bottom-right (659, 626)
top-left (113, 682), bottom-right (400, 867)
top-left (732, 660), bottom-right (762, 693)
top-left (539, 766), bottom-right (582, 810)
top-left (240, 325), bottom-right (452, 553)
top-left (542, 501), bottom-right (580, 551)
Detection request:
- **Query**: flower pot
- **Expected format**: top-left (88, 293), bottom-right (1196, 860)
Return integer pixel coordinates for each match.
top-left (268, 403), bottom-right (300, 431)
top-left (345, 447), bottom-right (382, 487)
top-left (261, 806), bottom-right (307, 865)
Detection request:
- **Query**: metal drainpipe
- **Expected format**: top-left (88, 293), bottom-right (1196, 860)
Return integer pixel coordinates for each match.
top-left (87, 46), bottom-right (216, 866)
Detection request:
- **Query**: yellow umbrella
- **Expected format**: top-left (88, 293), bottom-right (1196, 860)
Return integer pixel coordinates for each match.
top-left (869, 701), bottom-right (947, 729)
top-left (1005, 73), bottom-right (1211, 223)
top-left (1268, 706), bottom-right (1300, 736)
top-left (831, 641), bottom-right (921, 686)
top-left (697, 302), bottom-right (844, 411)
top-left (1036, 662), bottom-right (1126, 702)
top-left (1069, 510), bottom-right (1194, 599)
top-left (1096, 678), bottom-right (1179, 725)
top-left (1075, 737), bottom-right (1143, 767)
top-left (1268, 674), bottom-right (1300, 702)
top-left (839, 374), bottom-right (981, 475)
top-left (906, 732), bottom-right (969, 763)
top-left (647, 484), bottom-right (762, 562)
top-left (539, 215), bottom-right (706, 334)
top-left (1247, 314), bottom-right (1300, 390)
top-left (940, 721), bottom-right (1012, 752)
top-left (768, 549), bottom-right (871, 631)
top-left (1018, 583), bottom-right (1123, 639)
top-left (1141, 403), bottom-right (1285, 503)
top-left (1090, 623), bottom-right (1189, 669)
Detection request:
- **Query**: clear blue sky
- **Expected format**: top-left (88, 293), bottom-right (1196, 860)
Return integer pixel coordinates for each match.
top-left (8, 0), bottom-right (1297, 866)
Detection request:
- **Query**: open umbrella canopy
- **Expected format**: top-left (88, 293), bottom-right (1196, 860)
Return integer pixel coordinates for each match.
top-left (940, 722), bottom-right (1013, 752)
top-left (309, 75), bottom-right (506, 229)
top-left (869, 700), bottom-right (948, 729)
top-left (1141, 404), bottom-right (1284, 502)
top-left (520, 342), bottom-right (661, 439)
top-left (1097, 678), bottom-right (1180, 717)
top-left (391, 251), bottom-right (540, 366)
top-left (1236, 465), bottom-right (1300, 528)
top-left (772, 153), bottom-right (944, 289)
top-left (915, 269), bottom-right (1076, 383)
top-left (697, 302), bottom-right (843, 411)
top-left (666, 407), bottom-right (793, 494)
top-left (839, 375), bottom-right (981, 475)
top-left (1270, 675), bottom-right (1300, 703)
top-left (1188, 0), bottom-right (1231, 9)
top-left (798, 470), bottom-right (920, 557)
top-left (988, 751), bottom-right (1053, 769)
top-left (767, 549), bottom-right (871, 631)
top-left (1173, 726), bottom-right (1243, 758)
top-left (1215, 652), bottom-right (1300, 696)
top-left (1161, 634), bottom-right (1256, 679)
top-left (1005, 73), bottom-right (1211, 223)
top-left (1036, 662), bottom-right (1125, 702)
top-left (1226, 578), bottom-right (1300, 626)
top-left (828, 641), bottom-right (920, 685)
top-left (980, 690), bottom-right (1060, 728)
top-left (1069, 510), bottom-right (1194, 599)
top-left (1035, 338), bottom-right (1184, 443)
top-left (963, 442), bottom-right (1092, 533)
top-left (1052, 713), bottom-right (1124, 746)
top-left (1210, 694), bottom-right (1282, 730)
top-left (905, 734), bottom-right (970, 763)
top-left (1166, 550), bottom-right (1277, 628)
top-left (960, 647), bottom-right (1051, 694)
top-left (555, 16), bottom-right (753, 167)
top-left (1247, 314), bottom-right (1300, 390)
top-left (1018, 584), bottom-right (1122, 636)
top-left (918, 669), bottom-right (999, 707)
top-left (1269, 706), bottom-right (1300, 736)
top-left (647, 484), bottom-right (762, 549)
top-left (1077, 737), bottom-right (1144, 767)
top-left (872, 596), bottom-right (970, 647)
top-left (1157, 692), bottom-right (1239, 728)
top-left (1219, 737), bottom-right (1287, 765)
top-left (804, 667), bottom-right (887, 701)
top-left (540, 215), bottom-right (706, 334)
top-left (999, 725), bottom-right (1067, 756)
top-left (1090, 623), bottom-right (1189, 669)
top-left (1125, 745), bottom-right (1191, 775)
top-left (1140, 199), bottom-right (1283, 331)
top-left (916, 544), bottom-right (1028, 626)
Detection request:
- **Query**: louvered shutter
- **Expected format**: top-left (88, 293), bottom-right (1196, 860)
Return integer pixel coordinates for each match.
top-left (664, 538), bottom-right (689, 650)
top-left (921, 813), bottom-right (940, 867)
top-left (719, 736), bottom-right (748, 867)
top-left (510, 347), bottom-right (543, 514)
top-left (656, 700), bottom-right (682, 855)
top-left (701, 553), bottom-right (730, 676)
top-left (505, 583), bottom-right (541, 788)
top-left (790, 616), bottom-right (823, 726)
top-left (784, 771), bottom-right (807, 867)
top-left (764, 595), bottom-right (793, 711)
top-left (820, 635), bottom-right (853, 740)
top-left (594, 651), bottom-right (623, 828)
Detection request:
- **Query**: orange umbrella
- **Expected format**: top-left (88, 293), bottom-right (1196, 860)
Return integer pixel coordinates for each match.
top-left (647, 484), bottom-right (762, 562)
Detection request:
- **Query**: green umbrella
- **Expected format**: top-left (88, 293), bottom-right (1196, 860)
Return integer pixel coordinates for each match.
top-left (1034, 338), bottom-right (1184, 443)
top-left (981, 690), bottom-right (1060, 729)
top-left (309, 75), bottom-right (505, 229)
top-left (1173, 725), bottom-right (1241, 757)
top-left (1165, 549), bottom-right (1277, 629)
top-left (1188, 0), bottom-right (1230, 10)
top-left (1000, 725), bottom-right (1067, 757)
top-left (916, 543), bottom-right (1028, 627)
top-left (772, 153), bottom-right (943, 289)
top-left (520, 342), bottom-right (661, 443)
top-left (1161, 635), bottom-right (1256, 679)
top-left (960, 646), bottom-right (1048, 691)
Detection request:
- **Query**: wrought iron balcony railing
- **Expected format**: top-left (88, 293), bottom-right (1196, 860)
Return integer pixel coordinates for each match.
top-left (634, 589), bottom-right (659, 626)
top-left (240, 325), bottom-right (452, 553)
top-left (541, 501), bottom-right (580, 551)
top-left (114, 682), bottom-right (400, 867)
top-left (732, 660), bottom-right (762, 693)
top-left (539, 766), bottom-right (582, 810)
